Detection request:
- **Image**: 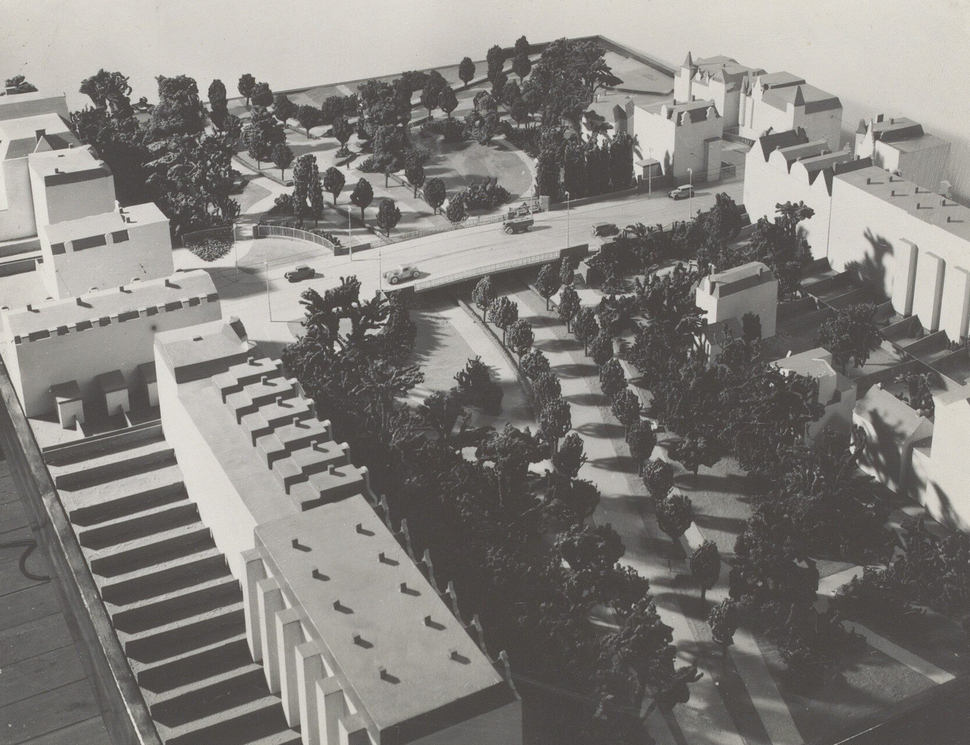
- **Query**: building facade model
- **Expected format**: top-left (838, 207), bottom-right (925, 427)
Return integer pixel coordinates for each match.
top-left (854, 115), bottom-right (950, 194)
top-left (744, 130), bottom-right (970, 342)
top-left (154, 321), bottom-right (523, 745)
top-left (631, 99), bottom-right (723, 183)
top-left (695, 261), bottom-right (778, 339)
top-left (674, 53), bottom-right (842, 151)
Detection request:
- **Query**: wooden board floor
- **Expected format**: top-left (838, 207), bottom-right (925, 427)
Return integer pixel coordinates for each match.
top-left (0, 460), bottom-right (109, 745)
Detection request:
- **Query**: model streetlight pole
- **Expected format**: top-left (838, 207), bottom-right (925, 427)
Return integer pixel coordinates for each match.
top-left (564, 190), bottom-right (571, 247)
top-left (687, 168), bottom-right (693, 221)
top-left (648, 148), bottom-right (653, 196)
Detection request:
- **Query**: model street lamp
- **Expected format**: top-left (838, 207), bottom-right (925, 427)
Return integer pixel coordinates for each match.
top-left (564, 190), bottom-right (571, 247)
top-left (687, 168), bottom-right (693, 221)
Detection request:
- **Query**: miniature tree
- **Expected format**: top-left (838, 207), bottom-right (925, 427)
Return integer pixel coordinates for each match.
top-left (519, 348), bottom-right (551, 381)
top-left (611, 388), bottom-right (641, 433)
top-left (446, 197), bottom-right (467, 224)
top-left (405, 159), bottom-right (426, 198)
top-left (600, 358), bottom-right (626, 400)
top-left (512, 51), bottom-right (532, 81)
top-left (506, 319), bottom-right (534, 358)
top-left (274, 92), bottom-right (297, 123)
top-left (238, 73), bottom-right (256, 107)
top-left (487, 296), bottom-right (519, 345)
top-left (553, 432), bottom-right (586, 478)
top-left (323, 167), bottom-right (345, 205)
top-left (459, 56), bottom-right (476, 89)
top-left (376, 198), bottom-right (402, 237)
top-left (558, 285), bottom-right (581, 331)
top-left (350, 178), bottom-right (374, 222)
top-left (533, 372), bottom-right (562, 410)
top-left (535, 263), bottom-right (562, 310)
top-left (626, 420), bottom-right (656, 476)
top-left (296, 104), bottom-right (320, 137)
top-left (424, 178), bottom-right (446, 214)
top-left (642, 459), bottom-right (674, 499)
top-left (560, 260), bottom-right (575, 287)
top-left (472, 276), bottom-right (496, 321)
top-left (709, 599), bottom-right (740, 648)
top-left (439, 86), bottom-right (458, 118)
top-left (292, 154), bottom-right (320, 217)
top-left (271, 142), bottom-right (294, 179)
top-left (573, 307), bottom-right (599, 354)
top-left (486, 44), bottom-right (506, 82)
top-left (815, 303), bottom-right (881, 372)
top-left (671, 435), bottom-right (720, 477)
top-left (656, 493), bottom-right (693, 542)
top-left (540, 397), bottom-right (572, 455)
top-left (251, 81), bottom-right (274, 108)
top-left (689, 540), bottom-right (721, 601)
top-left (588, 331), bottom-right (614, 369)
top-left (332, 116), bottom-right (354, 155)
top-left (208, 78), bottom-right (227, 116)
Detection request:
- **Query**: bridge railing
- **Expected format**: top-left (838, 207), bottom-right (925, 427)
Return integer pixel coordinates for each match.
top-left (412, 244), bottom-right (588, 293)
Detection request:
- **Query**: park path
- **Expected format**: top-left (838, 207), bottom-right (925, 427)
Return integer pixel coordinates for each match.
top-left (495, 277), bottom-right (755, 745)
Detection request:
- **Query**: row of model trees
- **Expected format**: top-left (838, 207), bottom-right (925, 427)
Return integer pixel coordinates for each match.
top-left (283, 278), bottom-right (696, 744)
top-left (71, 70), bottom-right (239, 236)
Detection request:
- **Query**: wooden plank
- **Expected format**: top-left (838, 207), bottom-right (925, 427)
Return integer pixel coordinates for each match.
top-left (0, 498), bottom-right (30, 535)
top-left (0, 581), bottom-right (61, 629)
top-left (0, 549), bottom-right (50, 599)
top-left (0, 680), bottom-right (102, 744)
top-left (0, 612), bottom-right (71, 667)
top-left (0, 525), bottom-right (34, 563)
top-left (0, 645), bottom-right (87, 708)
top-left (19, 717), bottom-right (109, 745)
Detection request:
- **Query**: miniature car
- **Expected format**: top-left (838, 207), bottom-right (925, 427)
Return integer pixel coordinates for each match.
top-left (592, 222), bottom-right (619, 237)
top-left (503, 206), bottom-right (534, 234)
top-left (285, 265), bottom-right (316, 282)
top-left (668, 185), bottom-right (695, 200)
top-left (384, 264), bottom-right (420, 285)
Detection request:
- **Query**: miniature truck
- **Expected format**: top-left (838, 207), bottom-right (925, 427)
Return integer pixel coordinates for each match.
top-left (502, 204), bottom-right (534, 234)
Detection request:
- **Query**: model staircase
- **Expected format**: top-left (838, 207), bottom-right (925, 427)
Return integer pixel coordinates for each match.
top-left (46, 426), bottom-right (300, 745)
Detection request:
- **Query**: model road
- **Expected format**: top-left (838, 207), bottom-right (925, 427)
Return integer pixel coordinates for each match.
top-left (206, 181), bottom-right (744, 352)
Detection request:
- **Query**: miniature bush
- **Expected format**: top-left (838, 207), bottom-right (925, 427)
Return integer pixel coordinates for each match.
top-left (455, 357), bottom-right (503, 414)
top-left (189, 237), bottom-right (232, 263)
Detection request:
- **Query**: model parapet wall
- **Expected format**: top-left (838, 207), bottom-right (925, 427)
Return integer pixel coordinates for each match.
top-left (39, 202), bottom-right (173, 299)
top-left (696, 260), bottom-right (778, 338)
top-left (1, 270), bottom-right (220, 417)
top-left (246, 499), bottom-right (521, 745)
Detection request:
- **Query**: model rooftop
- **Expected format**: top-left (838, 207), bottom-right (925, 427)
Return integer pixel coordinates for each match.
top-left (834, 165), bottom-right (970, 243)
top-left (775, 348), bottom-right (838, 378)
top-left (257, 502), bottom-right (515, 739)
top-left (701, 261), bottom-right (775, 298)
top-left (0, 112), bottom-right (77, 159)
top-left (3, 270), bottom-right (217, 340)
top-left (28, 146), bottom-right (108, 178)
top-left (42, 203), bottom-right (166, 245)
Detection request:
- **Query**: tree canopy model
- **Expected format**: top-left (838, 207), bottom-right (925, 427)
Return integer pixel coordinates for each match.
top-left (405, 158), bottom-right (425, 198)
top-left (533, 372), bottom-right (562, 410)
top-left (295, 104), bottom-right (320, 137)
top-left (271, 142), bottom-right (294, 178)
top-left (250, 81), bottom-right (274, 108)
top-left (376, 198), bottom-right (402, 237)
top-left (292, 154), bottom-right (322, 219)
top-left (535, 263), bottom-right (562, 310)
top-left (599, 358), bottom-right (626, 400)
top-left (322, 166), bottom-right (345, 205)
top-left (445, 197), bottom-right (467, 224)
top-left (4, 74), bottom-right (37, 93)
top-left (237, 73), bottom-right (256, 107)
top-left (439, 86), bottom-right (458, 118)
top-left (642, 459), bottom-right (674, 500)
top-left (350, 178), bottom-right (374, 221)
top-left (487, 296), bottom-right (519, 345)
top-left (472, 276), bottom-right (496, 320)
top-left (656, 493), bottom-right (694, 542)
top-left (245, 105), bottom-right (286, 168)
top-left (423, 177), bottom-right (446, 215)
top-left (689, 540), bottom-right (721, 601)
top-left (486, 44), bottom-right (506, 82)
top-left (207, 79), bottom-right (228, 123)
top-left (458, 56), bottom-right (476, 89)
top-left (273, 92), bottom-right (297, 123)
top-left (610, 388), bottom-right (641, 431)
top-left (506, 319), bottom-right (534, 358)
top-left (671, 434), bottom-right (720, 477)
top-left (519, 348), bottom-right (551, 381)
top-left (557, 285), bottom-right (581, 331)
top-left (588, 330), bottom-right (614, 369)
top-left (539, 396), bottom-right (572, 454)
top-left (149, 74), bottom-right (206, 138)
top-left (815, 302), bottom-right (881, 372)
top-left (572, 307), bottom-right (599, 353)
top-left (625, 420), bottom-right (656, 475)
top-left (331, 115), bottom-right (354, 154)
top-left (512, 51), bottom-right (532, 81)
top-left (709, 599), bottom-right (740, 648)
